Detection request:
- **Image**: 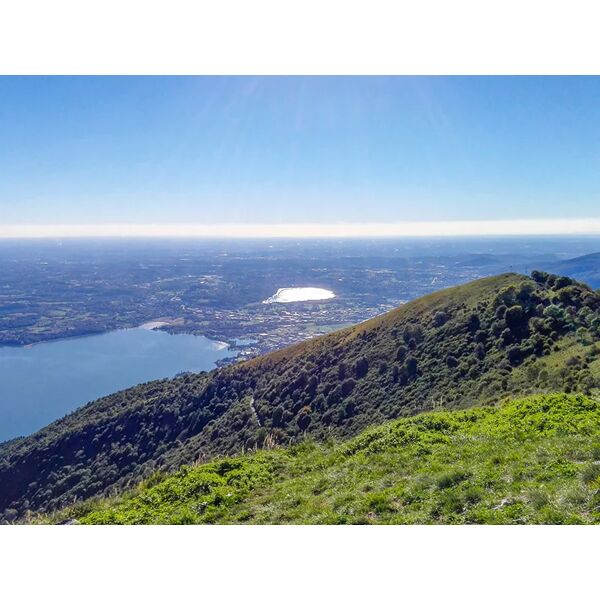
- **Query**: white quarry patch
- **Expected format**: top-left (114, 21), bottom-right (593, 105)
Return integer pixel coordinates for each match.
top-left (262, 287), bottom-right (336, 304)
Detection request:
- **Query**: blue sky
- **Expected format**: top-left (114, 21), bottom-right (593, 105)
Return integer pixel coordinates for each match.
top-left (2, 76), bottom-right (600, 235)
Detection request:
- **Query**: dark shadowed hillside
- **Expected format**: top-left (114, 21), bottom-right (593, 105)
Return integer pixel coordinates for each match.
top-left (2, 272), bottom-right (600, 521)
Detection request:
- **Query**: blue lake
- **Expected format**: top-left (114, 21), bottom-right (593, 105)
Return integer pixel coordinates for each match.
top-left (0, 328), bottom-right (233, 442)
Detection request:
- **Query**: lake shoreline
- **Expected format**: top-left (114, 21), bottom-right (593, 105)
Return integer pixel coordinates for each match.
top-left (4, 320), bottom-right (235, 355)
top-left (0, 326), bottom-right (235, 442)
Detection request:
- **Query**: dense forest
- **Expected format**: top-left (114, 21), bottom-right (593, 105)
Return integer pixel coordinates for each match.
top-left (2, 271), bottom-right (600, 521)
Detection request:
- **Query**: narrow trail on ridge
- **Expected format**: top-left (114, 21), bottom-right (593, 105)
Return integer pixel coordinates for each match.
top-left (249, 396), bottom-right (262, 427)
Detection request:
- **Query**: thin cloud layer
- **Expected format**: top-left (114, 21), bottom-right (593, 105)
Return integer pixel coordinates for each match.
top-left (2, 219), bottom-right (600, 238)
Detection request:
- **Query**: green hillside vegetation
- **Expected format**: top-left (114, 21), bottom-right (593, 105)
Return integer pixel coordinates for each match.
top-left (41, 394), bottom-right (600, 525)
top-left (3, 271), bottom-right (600, 521)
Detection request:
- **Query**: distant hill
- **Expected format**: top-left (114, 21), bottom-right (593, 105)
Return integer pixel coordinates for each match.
top-left (2, 271), bottom-right (600, 521)
top-left (544, 252), bottom-right (600, 289)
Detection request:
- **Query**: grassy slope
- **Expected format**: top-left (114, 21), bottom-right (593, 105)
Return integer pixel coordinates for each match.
top-left (48, 393), bottom-right (600, 525)
top-left (510, 336), bottom-right (600, 389)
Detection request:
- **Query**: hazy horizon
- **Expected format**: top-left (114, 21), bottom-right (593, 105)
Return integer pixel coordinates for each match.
top-left (3, 218), bottom-right (600, 239)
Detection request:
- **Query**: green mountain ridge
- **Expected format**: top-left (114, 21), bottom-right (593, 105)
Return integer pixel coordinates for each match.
top-left (2, 271), bottom-right (600, 522)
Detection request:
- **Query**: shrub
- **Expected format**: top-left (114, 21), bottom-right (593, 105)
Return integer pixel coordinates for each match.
top-left (272, 406), bottom-right (284, 426)
top-left (355, 357), bottom-right (369, 379)
top-left (474, 330), bottom-right (487, 344)
top-left (446, 355), bottom-right (459, 369)
top-left (433, 311), bottom-right (449, 327)
top-left (506, 345), bottom-right (523, 365)
top-left (341, 378), bottom-right (356, 396)
top-left (553, 276), bottom-right (573, 290)
top-left (505, 305), bottom-right (525, 330)
top-left (531, 270), bottom-right (549, 284)
top-left (395, 345), bottom-right (408, 362)
top-left (405, 357), bottom-right (418, 378)
top-left (501, 328), bottom-right (514, 346)
top-left (297, 407), bottom-right (311, 431)
top-left (467, 313), bottom-right (481, 332)
top-left (474, 343), bottom-right (486, 360)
